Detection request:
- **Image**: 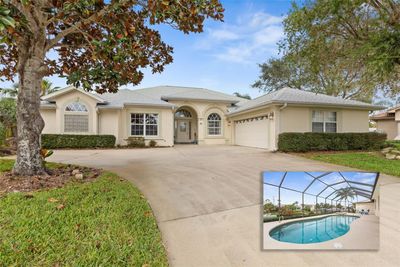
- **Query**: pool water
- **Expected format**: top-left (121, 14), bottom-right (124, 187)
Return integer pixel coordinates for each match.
top-left (269, 215), bottom-right (358, 244)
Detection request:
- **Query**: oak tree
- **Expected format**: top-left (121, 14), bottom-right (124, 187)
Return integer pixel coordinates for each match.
top-left (0, 0), bottom-right (224, 175)
top-left (254, 0), bottom-right (400, 101)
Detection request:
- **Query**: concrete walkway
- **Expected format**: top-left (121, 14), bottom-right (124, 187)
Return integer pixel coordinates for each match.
top-left (50, 145), bottom-right (400, 267)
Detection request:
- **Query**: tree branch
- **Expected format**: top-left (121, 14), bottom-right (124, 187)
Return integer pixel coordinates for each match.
top-left (45, 0), bottom-right (132, 51)
top-left (10, 0), bottom-right (39, 33)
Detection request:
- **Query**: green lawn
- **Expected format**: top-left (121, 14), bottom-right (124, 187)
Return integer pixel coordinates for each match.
top-left (303, 152), bottom-right (400, 177)
top-left (385, 140), bottom-right (400, 150)
top-left (0, 159), bottom-right (168, 266)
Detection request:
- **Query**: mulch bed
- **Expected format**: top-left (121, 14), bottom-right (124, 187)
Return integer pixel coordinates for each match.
top-left (0, 165), bottom-right (101, 196)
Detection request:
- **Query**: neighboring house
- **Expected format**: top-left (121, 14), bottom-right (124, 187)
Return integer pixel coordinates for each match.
top-left (370, 106), bottom-right (399, 140)
top-left (40, 86), bottom-right (382, 150)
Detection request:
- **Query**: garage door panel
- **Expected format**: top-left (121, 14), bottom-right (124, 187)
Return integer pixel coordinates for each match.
top-left (234, 119), bottom-right (269, 149)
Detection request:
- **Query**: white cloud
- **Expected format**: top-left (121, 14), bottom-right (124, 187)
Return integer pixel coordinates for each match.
top-left (253, 25), bottom-right (284, 46)
top-left (249, 12), bottom-right (283, 28)
top-left (209, 29), bottom-right (240, 41)
top-left (195, 11), bottom-right (284, 64)
top-left (215, 45), bottom-right (253, 64)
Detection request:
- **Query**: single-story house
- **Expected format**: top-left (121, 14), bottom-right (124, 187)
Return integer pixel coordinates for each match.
top-left (40, 86), bottom-right (382, 150)
top-left (370, 105), bottom-right (399, 140)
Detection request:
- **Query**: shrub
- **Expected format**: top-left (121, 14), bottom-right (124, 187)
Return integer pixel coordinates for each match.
top-left (127, 137), bottom-right (145, 148)
top-left (42, 134), bottom-right (116, 149)
top-left (278, 132), bottom-right (387, 152)
top-left (0, 122), bottom-right (6, 145)
top-left (385, 140), bottom-right (400, 150)
top-left (280, 206), bottom-right (294, 216)
top-left (149, 140), bottom-right (157, 147)
top-left (0, 98), bottom-right (16, 138)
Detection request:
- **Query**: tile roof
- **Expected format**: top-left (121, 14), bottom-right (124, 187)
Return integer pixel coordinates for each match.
top-left (133, 85), bottom-right (245, 103)
top-left (41, 86), bottom-right (384, 114)
top-left (98, 89), bottom-right (175, 109)
top-left (228, 87), bottom-right (384, 115)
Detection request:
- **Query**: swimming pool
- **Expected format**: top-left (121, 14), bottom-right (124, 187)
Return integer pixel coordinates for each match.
top-left (269, 215), bottom-right (359, 244)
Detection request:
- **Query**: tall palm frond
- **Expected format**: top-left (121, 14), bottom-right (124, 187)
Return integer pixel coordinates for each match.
top-left (0, 83), bottom-right (18, 98)
top-left (335, 188), bottom-right (356, 211)
top-left (0, 79), bottom-right (60, 98)
top-left (41, 79), bottom-right (60, 96)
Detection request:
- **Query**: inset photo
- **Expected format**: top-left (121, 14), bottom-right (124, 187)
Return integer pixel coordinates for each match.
top-left (262, 171), bottom-right (379, 250)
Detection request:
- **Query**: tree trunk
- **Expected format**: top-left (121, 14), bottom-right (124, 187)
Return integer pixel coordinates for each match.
top-left (13, 37), bottom-right (46, 176)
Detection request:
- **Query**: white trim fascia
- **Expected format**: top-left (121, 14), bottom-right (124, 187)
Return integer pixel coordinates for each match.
top-left (161, 96), bottom-right (239, 104)
top-left (123, 103), bottom-right (176, 108)
top-left (42, 86), bottom-right (107, 103)
top-left (228, 101), bottom-right (384, 117)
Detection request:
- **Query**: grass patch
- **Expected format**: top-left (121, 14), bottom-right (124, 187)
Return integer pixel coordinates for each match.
top-left (302, 152), bottom-right (400, 177)
top-left (0, 159), bottom-right (14, 172)
top-left (385, 140), bottom-right (400, 150)
top-left (0, 159), bottom-right (168, 266)
top-left (0, 159), bottom-right (64, 172)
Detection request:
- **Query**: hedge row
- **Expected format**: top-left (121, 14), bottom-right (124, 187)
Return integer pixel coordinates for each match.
top-left (42, 134), bottom-right (116, 149)
top-left (278, 132), bottom-right (387, 152)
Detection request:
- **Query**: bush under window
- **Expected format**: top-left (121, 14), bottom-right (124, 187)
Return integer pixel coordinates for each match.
top-left (278, 132), bottom-right (387, 152)
top-left (42, 134), bottom-right (116, 149)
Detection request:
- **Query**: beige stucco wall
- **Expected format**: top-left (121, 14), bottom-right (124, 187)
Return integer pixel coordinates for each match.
top-left (340, 109), bottom-right (369, 132)
top-left (279, 106), bottom-right (311, 133)
top-left (373, 186), bottom-right (380, 217)
top-left (40, 89), bottom-right (374, 148)
top-left (117, 106), bottom-right (174, 147)
top-left (98, 109), bottom-right (120, 140)
top-left (40, 90), bottom-right (99, 134)
top-left (376, 119), bottom-right (397, 140)
top-left (39, 90), bottom-right (231, 146)
top-left (228, 105), bottom-right (371, 151)
top-left (40, 109), bottom-right (57, 133)
top-left (278, 106), bottom-right (370, 133)
top-left (53, 90), bottom-right (99, 134)
top-left (169, 100), bottom-right (232, 145)
top-left (355, 202), bottom-right (376, 215)
top-left (396, 110), bottom-right (400, 121)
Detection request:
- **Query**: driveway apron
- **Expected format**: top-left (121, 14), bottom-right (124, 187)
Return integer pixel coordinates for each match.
top-left (51, 145), bottom-right (400, 267)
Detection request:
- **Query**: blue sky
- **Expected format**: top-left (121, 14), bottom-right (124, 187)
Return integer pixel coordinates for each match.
top-left (0, 0), bottom-right (292, 98)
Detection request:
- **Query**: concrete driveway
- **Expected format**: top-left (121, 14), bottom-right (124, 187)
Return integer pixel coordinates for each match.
top-left (51, 145), bottom-right (400, 267)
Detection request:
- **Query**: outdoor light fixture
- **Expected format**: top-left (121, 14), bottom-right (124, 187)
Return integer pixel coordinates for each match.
top-left (269, 112), bottom-right (274, 120)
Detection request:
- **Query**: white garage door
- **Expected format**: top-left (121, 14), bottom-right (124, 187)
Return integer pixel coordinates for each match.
top-left (234, 118), bottom-right (269, 149)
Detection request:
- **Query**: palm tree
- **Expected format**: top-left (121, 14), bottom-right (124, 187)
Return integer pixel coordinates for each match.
top-left (0, 83), bottom-right (18, 98)
top-left (0, 79), bottom-right (60, 98)
top-left (335, 188), bottom-right (356, 212)
top-left (40, 79), bottom-right (60, 96)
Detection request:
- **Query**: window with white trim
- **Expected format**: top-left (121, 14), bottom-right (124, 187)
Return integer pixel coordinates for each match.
top-left (131, 113), bottom-right (158, 136)
top-left (312, 111), bottom-right (337, 133)
top-left (64, 102), bottom-right (89, 132)
top-left (207, 113), bottom-right (221, 135)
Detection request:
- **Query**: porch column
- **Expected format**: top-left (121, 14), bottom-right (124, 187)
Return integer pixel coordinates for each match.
top-left (395, 121), bottom-right (400, 140)
top-left (197, 117), bottom-right (205, 144)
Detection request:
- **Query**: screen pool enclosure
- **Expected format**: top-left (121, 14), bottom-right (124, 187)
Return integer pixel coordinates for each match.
top-left (263, 172), bottom-right (379, 211)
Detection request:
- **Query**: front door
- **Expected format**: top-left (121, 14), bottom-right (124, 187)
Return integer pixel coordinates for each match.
top-left (175, 119), bottom-right (192, 143)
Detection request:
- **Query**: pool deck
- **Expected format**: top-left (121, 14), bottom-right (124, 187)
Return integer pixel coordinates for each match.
top-left (263, 213), bottom-right (379, 250)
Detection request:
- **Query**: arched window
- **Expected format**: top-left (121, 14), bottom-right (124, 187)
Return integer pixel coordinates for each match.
top-left (65, 102), bottom-right (88, 112)
top-left (64, 102), bottom-right (89, 133)
top-left (175, 109), bottom-right (192, 118)
top-left (207, 113), bottom-right (221, 135)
